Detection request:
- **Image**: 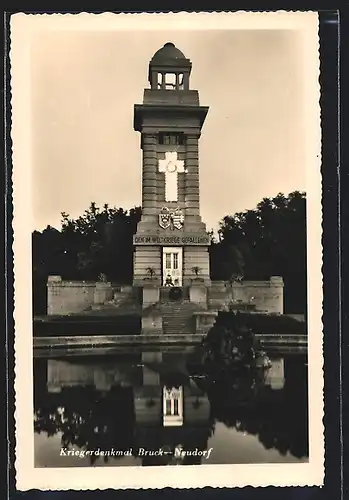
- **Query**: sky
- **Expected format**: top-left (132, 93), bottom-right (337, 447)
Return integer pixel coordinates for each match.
top-left (31, 28), bottom-right (306, 232)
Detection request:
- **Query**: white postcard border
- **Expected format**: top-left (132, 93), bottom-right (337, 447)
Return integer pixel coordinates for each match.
top-left (11, 11), bottom-right (323, 490)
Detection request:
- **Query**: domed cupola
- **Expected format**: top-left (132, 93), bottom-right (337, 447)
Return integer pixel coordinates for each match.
top-left (148, 42), bottom-right (192, 90)
top-left (151, 42), bottom-right (187, 63)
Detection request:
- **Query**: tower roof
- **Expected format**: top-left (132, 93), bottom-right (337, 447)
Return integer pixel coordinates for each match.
top-left (151, 42), bottom-right (189, 65)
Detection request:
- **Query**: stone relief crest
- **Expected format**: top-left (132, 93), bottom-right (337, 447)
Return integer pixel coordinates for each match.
top-left (159, 206), bottom-right (184, 230)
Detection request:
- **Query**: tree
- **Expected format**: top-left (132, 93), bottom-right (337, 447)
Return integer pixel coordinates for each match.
top-left (32, 203), bottom-right (142, 313)
top-left (59, 203), bottom-right (141, 282)
top-left (200, 311), bottom-right (270, 375)
top-left (211, 192), bottom-right (306, 313)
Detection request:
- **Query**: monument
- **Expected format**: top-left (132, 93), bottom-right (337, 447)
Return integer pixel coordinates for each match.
top-left (45, 43), bottom-right (284, 327)
top-left (133, 42), bottom-right (211, 288)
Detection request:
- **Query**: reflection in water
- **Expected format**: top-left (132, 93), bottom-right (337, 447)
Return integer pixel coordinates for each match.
top-left (163, 386), bottom-right (183, 427)
top-left (264, 358), bottom-right (285, 390)
top-left (34, 350), bottom-right (308, 467)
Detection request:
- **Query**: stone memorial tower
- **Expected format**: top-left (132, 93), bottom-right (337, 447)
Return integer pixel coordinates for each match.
top-left (45, 43), bottom-right (285, 322)
top-left (133, 42), bottom-right (211, 288)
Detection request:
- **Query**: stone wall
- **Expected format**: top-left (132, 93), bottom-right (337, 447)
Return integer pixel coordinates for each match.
top-left (46, 275), bottom-right (284, 316)
top-left (47, 276), bottom-right (95, 315)
top-left (47, 276), bottom-right (120, 316)
top-left (208, 276), bottom-right (284, 314)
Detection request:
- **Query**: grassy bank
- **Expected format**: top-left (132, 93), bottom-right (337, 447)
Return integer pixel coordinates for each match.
top-left (34, 314), bottom-right (141, 336)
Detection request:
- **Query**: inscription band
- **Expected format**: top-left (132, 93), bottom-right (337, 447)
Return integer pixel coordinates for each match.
top-left (133, 234), bottom-right (210, 246)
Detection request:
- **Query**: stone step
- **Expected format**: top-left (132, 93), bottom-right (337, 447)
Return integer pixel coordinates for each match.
top-left (163, 317), bottom-right (193, 323)
top-left (160, 302), bottom-right (195, 309)
top-left (163, 317), bottom-right (192, 323)
top-left (163, 328), bottom-right (194, 332)
top-left (160, 307), bottom-right (197, 313)
top-left (162, 318), bottom-right (195, 334)
top-left (162, 309), bottom-right (193, 313)
top-left (163, 325), bottom-right (192, 329)
top-left (163, 317), bottom-right (189, 321)
top-left (163, 322), bottom-right (192, 326)
top-left (163, 320), bottom-right (190, 324)
top-left (163, 316), bottom-right (193, 321)
top-left (165, 318), bottom-right (195, 322)
top-left (162, 315), bottom-right (193, 321)
top-left (163, 327), bottom-right (194, 334)
top-left (160, 300), bottom-right (198, 335)
top-left (163, 316), bottom-right (189, 320)
top-left (162, 309), bottom-right (191, 312)
top-left (163, 329), bottom-right (193, 334)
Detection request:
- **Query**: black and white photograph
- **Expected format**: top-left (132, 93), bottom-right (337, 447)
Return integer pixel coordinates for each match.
top-left (11, 11), bottom-right (323, 490)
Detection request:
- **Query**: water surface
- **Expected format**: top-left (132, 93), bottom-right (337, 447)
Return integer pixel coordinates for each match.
top-left (34, 347), bottom-right (308, 467)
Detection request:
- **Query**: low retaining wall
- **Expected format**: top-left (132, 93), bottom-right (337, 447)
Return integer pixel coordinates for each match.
top-left (209, 276), bottom-right (284, 314)
top-left (47, 277), bottom-right (95, 315)
top-left (47, 276), bottom-right (133, 315)
top-left (46, 275), bottom-right (285, 316)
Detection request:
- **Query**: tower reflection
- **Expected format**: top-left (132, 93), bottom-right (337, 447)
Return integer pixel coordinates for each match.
top-left (134, 351), bottom-right (213, 465)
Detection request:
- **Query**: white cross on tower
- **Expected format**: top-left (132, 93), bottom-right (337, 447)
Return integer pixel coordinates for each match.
top-left (158, 151), bottom-right (186, 202)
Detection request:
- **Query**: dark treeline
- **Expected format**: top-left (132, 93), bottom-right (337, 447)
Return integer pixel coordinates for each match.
top-left (32, 191), bottom-right (306, 314)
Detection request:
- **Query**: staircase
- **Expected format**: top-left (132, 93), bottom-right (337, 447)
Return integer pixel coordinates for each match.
top-left (160, 300), bottom-right (201, 335)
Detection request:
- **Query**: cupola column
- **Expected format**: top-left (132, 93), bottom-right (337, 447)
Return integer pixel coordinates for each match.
top-left (183, 72), bottom-right (190, 90)
top-left (151, 71), bottom-right (157, 89)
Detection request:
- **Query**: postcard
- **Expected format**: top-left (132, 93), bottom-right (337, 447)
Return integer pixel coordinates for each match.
top-left (11, 11), bottom-right (323, 490)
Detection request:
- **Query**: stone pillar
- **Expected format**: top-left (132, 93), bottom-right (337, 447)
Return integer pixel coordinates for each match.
top-left (142, 134), bottom-right (157, 217)
top-left (161, 73), bottom-right (166, 90)
top-left (189, 283), bottom-right (207, 306)
top-left (270, 276), bottom-right (284, 314)
top-left (93, 282), bottom-right (113, 305)
top-left (183, 72), bottom-right (189, 90)
top-left (265, 358), bottom-right (285, 390)
top-left (185, 134), bottom-right (200, 217)
top-left (47, 275), bottom-right (63, 315)
top-left (47, 276), bottom-right (62, 315)
top-left (142, 285), bottom-right (160, 309)
top-left (193, 311), bottom-right (218, 335)
top-left (151, 71), bottom-right (157, 89)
